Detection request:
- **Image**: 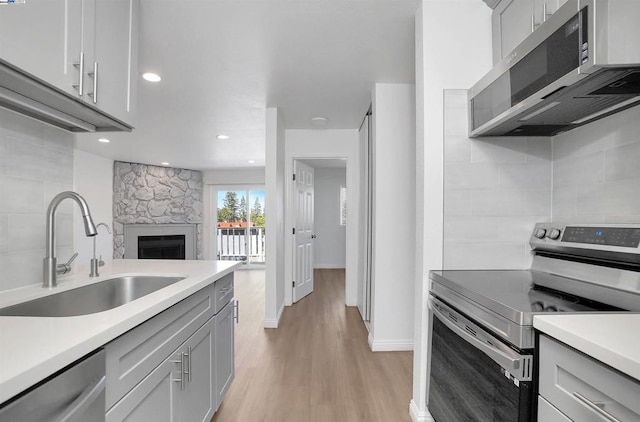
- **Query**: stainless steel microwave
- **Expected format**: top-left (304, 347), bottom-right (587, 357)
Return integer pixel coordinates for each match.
top-left (469, 0), bottom-right (640, 137)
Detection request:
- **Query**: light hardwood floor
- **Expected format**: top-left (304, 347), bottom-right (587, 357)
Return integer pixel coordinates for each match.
top-left (211, 269), bottom-right (413, 422)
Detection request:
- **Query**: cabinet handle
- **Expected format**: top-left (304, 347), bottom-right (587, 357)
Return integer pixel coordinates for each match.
top-left (234, 300), bottom-right (239, 324)
top-left (171, 352), bottom-right (185, 390)
top-left (573, 392), bottom-right (621, 422)
top-left (531, 14), bottom-right (541, 32)
top-left (88, 62), bottom-right (98, 104)
top-left (543, 2), bottom-right (551, 22)
top-left (185, 346), bottom-right (192, 382)
top-left (72, 52), bottom-right (84, 96)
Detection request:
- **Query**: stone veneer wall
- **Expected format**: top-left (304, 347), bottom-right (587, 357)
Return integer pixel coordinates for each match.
top-left (113, 161), bottom-right (204, 259)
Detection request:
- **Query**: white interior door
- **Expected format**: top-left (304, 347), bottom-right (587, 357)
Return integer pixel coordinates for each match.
top-left (293, 161), bottom-right (315, 303)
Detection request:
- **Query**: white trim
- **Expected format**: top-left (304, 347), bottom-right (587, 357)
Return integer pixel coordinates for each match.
top-left (263, 302), bottom-right (285, 328)
top-left (367, 334), bottom-right (414, 352)
top-left (313, 265), bottom-right (346, 270)
top-left (409, 399), bottom-right (434, 422)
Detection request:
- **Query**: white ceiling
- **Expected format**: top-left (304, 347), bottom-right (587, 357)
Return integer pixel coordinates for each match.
top-left (75, 0), bottom-right (418, 171)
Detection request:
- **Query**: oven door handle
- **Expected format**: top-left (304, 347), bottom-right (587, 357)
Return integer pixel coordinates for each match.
top-left (429, 298), bottom-right (532, 382)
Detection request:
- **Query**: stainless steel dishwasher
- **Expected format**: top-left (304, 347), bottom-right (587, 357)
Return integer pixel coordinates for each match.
top-left (0, 349), bottom-right (106, 422)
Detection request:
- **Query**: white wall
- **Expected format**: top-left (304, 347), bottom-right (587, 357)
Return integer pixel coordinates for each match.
top-left (369, 83), bottom-right (416, 352)
top-left (412, 1), bottom-right (493, 419)
top-left (313, 167), bottom-right (346, 269)
top-left (443, 90), bottom-right (552, 270)
top-left (202, 168), bottom-right (265, 185)
top-left (552, 106), bottom-right (640, 223)
top-left (73, 150), bottom-right (114, 270)
top-left (0, 109), bottom-right (75, 291)
top-left (284, 129), bottom-right (360, 307)
top-left (265, 108), bottom-right (286, 328)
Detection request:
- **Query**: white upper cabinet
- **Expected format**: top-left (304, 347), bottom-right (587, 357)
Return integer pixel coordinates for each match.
top-left (0, 0), bottom-right (82, 96)
top-left (492, 0), bottom-right (568, 63)
top-left (0, 0), bottom-right (138, 128)
top-left (89, 0), bottom-right (139, 126)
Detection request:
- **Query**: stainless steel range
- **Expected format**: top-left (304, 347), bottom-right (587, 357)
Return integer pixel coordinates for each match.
top-left (426, 223), bottom-right (640, 422)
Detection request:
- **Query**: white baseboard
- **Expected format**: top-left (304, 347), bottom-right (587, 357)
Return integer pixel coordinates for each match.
top-left (368, 334), bottom-right (414, 351)
top-left (409, 400), bottom-right (434, 422)
top-left (263, 302), bottom-right (285, 328)
top-left (313, 265), bottom-right (346, 269)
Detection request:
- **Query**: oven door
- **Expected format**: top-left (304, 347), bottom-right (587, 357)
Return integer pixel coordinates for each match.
top-left (427, 296), bottom-right (534, 422)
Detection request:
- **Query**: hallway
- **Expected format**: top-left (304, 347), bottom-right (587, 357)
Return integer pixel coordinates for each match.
top-left (212, 269), bottom-right (413, 422)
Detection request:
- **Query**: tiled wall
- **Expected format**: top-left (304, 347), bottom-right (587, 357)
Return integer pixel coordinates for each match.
top-left (0, 110), bottom-right (75, 291)
top-left (443, 90), bottom-right (552, 269)
top-left (552, 106), bottom-right (640, 223)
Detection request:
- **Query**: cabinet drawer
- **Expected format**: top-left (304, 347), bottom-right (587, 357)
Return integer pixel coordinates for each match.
top-left (105, 282), bottom-right (215, 410)
top-left (539, 335), bottom-right (640, 422)
top-left (537, 396), bottom-right (571, 422)
top-left (214, 273), bottom-right (234, 314)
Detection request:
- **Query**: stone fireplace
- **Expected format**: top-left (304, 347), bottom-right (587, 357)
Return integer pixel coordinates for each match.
top-left (113, 162), bottom-right (203, 259)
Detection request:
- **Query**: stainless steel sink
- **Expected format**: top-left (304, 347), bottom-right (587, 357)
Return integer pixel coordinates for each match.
top-left (0, 276), bottom-right (185, 317)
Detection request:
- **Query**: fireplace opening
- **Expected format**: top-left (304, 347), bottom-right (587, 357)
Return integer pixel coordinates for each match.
top-left (138, 235), bottom-right (186, 260)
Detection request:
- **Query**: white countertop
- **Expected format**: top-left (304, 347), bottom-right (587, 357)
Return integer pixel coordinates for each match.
top-left (0, 259), bottom-right (241, 404)
top-left (534, 313), bottom-right (640, 382)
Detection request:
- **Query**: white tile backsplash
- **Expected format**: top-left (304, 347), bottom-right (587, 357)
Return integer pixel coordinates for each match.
top-left (471, 137), bottom-right (527, 163)
top-left (443, 242), bottom-right (530, 269)
top-left (443, 89), bottom-right (552, 270)
top-left (499, 162), bottom-right (551, 189)
top-left (605, 141), bottom-right (640, 182)
top-left (444, 162), bottom-right (500, 189)
top-left (471, 189), bottom-right (525, 216)
top-left (553, 151), bottom-right (605, 188)
top-left (0, 176), bottom-right (44, 214)
top-left (553, 106), bottom-right (640, 223)
top-left (7, 214), bottom-right (45, 251)
top-left (0, 109), bottom-right (74, 292)
top-left (0, 214), bottom-right (7, 252)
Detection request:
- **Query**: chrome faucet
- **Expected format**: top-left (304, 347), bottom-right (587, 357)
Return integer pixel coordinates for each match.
top-left (43, 191), bottom-right (97, 288)
top-left (90, 223), bottom-right (111, 277)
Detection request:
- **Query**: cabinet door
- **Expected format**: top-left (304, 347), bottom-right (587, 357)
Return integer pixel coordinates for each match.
top-left (492, 0), bottom-right (534, 62)
top-left (215, 300), bottom-right (235, 410)
top-left (91, 0), bottom-right (138, 125)
top-left (105, 355), bottom-right (180, 422)
top-left (178, 318), bottom-right (216, 422)
top-left (0, 0), bottom-right (82, 96)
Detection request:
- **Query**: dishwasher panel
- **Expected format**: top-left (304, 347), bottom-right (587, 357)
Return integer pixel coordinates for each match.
top-left (0, 349), bottom-right (106, 422)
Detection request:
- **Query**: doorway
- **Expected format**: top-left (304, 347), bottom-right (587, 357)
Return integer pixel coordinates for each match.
top-left (290, 158), bottom-right (347, 303)
top-left (214, 187), bottom-right (266, 265)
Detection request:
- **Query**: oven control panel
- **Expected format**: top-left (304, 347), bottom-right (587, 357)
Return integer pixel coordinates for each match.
top-left (530, 223), bottom-right (640, 260)
top-left (562, 226), bottom-right (640, 248)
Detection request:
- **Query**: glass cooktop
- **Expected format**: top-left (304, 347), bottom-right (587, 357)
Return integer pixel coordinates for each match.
top-left (430, 270), bottom-right (621, 326)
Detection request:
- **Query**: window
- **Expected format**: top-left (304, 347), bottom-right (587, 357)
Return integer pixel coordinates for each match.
top-left (340, 185), bottom-right (347, 226)
top-left (216, 189), bottom-right (266, 264)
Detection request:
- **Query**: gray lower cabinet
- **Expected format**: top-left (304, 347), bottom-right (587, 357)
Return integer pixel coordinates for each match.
top-left (105, 275), bottom-right (236, 422)
top-left (106, 316), bottom-right (215, 422)
top-left (215, 300), bottom-right (235, 410)
top-left (538, 334), bottom-right (640, 422)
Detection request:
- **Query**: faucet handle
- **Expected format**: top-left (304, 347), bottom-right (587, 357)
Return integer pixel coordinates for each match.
top-left (57, 252), bottom-right (78, 275)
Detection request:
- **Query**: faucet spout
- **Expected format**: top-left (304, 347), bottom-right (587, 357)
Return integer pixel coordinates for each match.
top-left (43, 191), bottom-right (97, 288)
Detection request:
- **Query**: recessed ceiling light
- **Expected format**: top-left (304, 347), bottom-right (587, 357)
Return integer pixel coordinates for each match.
top-left (161, 162), bottom-right (170, 166)
top-left (311, 116), bottom-right (328, 127)
top-left (216, 134), bottom-right (230, 140)
top-left (98, 138), bottom-right (110, 143)
top-left (247, 160), bottom-right (256, 164)
top-left (142, 72), bottom-right (161, 82)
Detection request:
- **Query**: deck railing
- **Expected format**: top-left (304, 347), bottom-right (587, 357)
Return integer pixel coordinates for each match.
top-left (217, 227), bottom-right (266, 263)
